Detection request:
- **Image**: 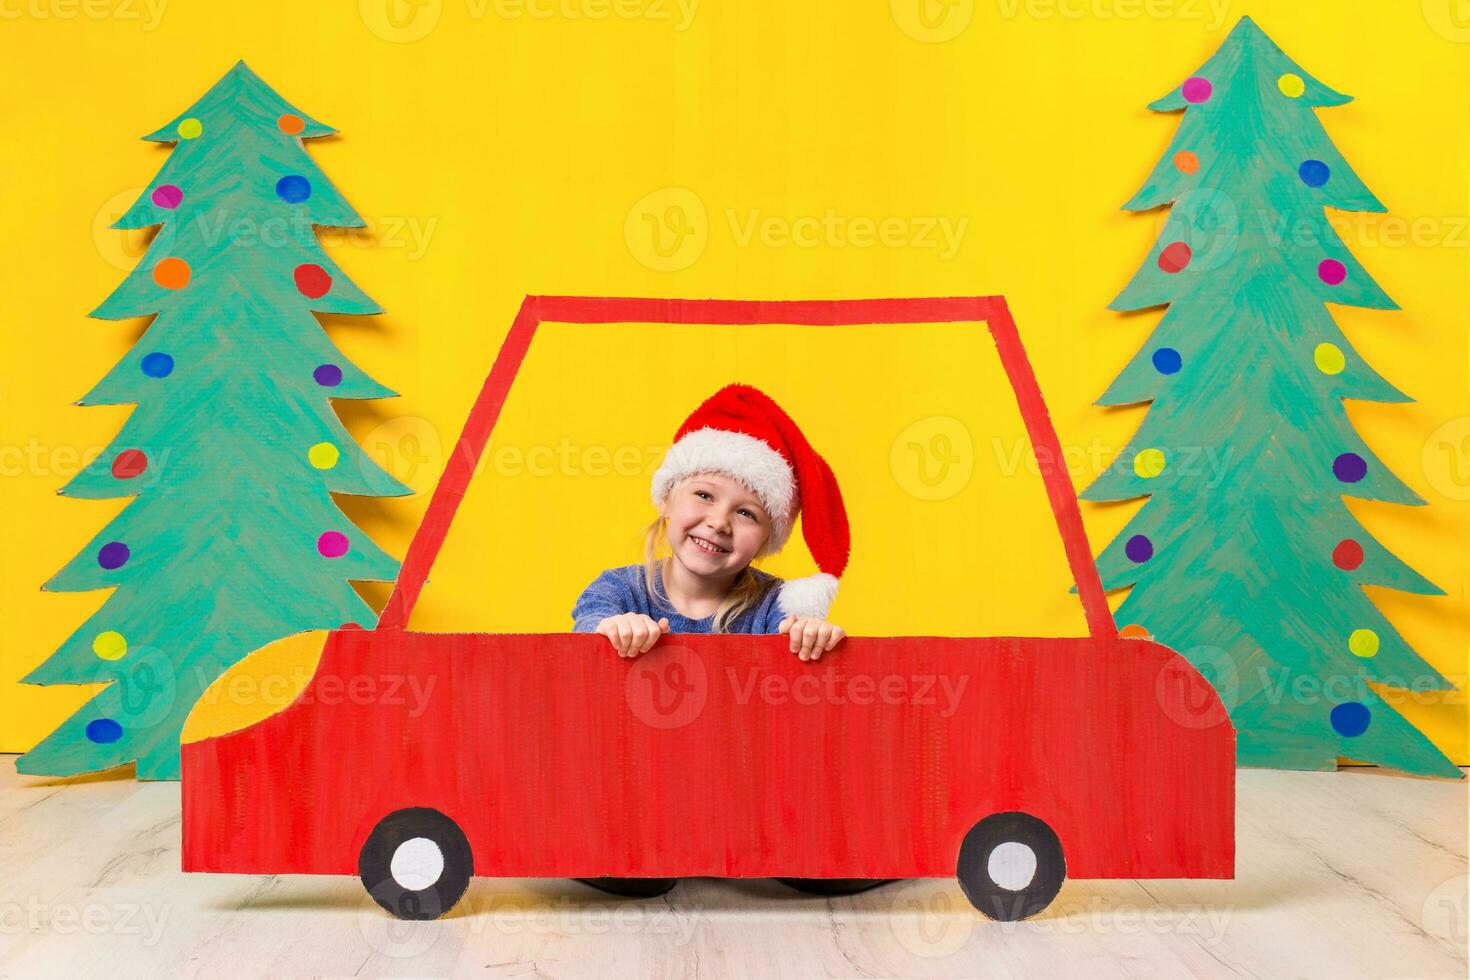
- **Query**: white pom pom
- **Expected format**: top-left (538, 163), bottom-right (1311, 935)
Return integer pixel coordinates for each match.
top-left (777, 573), bottom-right (840, 620)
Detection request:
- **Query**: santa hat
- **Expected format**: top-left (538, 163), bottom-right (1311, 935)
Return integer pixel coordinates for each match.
top-left (650, 384), bottom-right (850, 620)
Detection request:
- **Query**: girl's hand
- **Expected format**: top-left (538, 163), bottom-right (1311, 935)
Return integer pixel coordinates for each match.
top-left (778, 614), bottom-right (845, 662)
top-left (596, 613), bottom-right (670, 659)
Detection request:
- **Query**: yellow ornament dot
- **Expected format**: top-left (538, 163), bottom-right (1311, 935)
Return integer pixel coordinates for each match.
top-left (308, 443), bottom-right (340, 469)
top-left (1314, 342), bottom-right (1345, 375)
top-left (178, 117), bottom-right (203, 140)
top-left (1348, 628), bottom-right (1380, 658)
top-left (92, 630), bottom-right (128, 661)
top-left (1278, 73), bottom-right (1305, 98)
top-left (1134, 448), bottom-right (1167, 479)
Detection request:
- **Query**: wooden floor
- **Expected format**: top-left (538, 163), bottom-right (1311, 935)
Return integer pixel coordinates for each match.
top-left (0, 759), bottom-right (1465, 979)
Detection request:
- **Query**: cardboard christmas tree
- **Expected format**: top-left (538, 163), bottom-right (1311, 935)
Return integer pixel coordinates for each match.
top-left (19, 62), bottom-right (408, 780)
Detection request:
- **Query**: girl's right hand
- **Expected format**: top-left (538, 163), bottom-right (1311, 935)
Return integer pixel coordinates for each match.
top-left (595, 613), bottom-right (671, 658)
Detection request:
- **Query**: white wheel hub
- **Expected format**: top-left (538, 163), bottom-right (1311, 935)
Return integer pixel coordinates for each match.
top-left (987, 841), bottom-right (1037, 891)
top-left (390, 837), bottom-right (445, 891)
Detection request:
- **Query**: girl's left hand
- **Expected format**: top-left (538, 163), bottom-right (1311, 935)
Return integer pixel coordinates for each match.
top-left (778, 615), bottom-right (846, 661)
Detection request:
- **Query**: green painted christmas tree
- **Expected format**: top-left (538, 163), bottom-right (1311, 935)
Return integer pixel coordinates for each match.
top-left (1085, 18), bottom-right (1460, 778)
top-left (19, 62), bottom-right (409, 780)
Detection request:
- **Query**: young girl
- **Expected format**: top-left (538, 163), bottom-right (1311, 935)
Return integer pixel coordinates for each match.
top-left (570, 383), bottom-right (887, 899)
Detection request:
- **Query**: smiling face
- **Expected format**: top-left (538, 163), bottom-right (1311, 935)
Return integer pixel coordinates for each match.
top-left (663, 472), bottom-right (774, 580)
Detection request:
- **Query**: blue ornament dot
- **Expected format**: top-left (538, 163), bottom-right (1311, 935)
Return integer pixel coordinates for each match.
top-left (141, 352), bottom-right (174, 378)
top-left (1330, 701), bottom-right (1371, 738)
top-left (1152, 347), bottom-right (1182, 375)
top-left (276, 174), bottom-right (312, 204)
top-left (1299, 160), bottom-right (1331, 188)
top-left (1125, 534), bottom-right (1154, 563)
top-left (1333, 452), bottom-right (1367, 484)
top-left (86, 718), bottom-right (123, 744)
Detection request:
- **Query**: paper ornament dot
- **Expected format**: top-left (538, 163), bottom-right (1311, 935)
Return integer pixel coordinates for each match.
top-left (1332, 539), bottom-right (1364, 571)
top-left (141, 352), bottom-right (174, 378)
top-left (151, 185), bottom-right (183, 209)
top-left (1348, 628), bottom-right (1380, 658)
top-left (1181, 76), bottom-right (1212, 104)
top-left (308, 443), bottom-right (340, 469)
top-left (1173, 151), bottom-right (1200, 174)
top-left (1119, 623), bottom-right (1151, 640)
top-left (294, 263), bottom-right (332, 299)
top-left (1152, 347), bottom-right (1182, 374)
top-left (317, 531), bottom-right (350, 558)
top-left (152, 257), bottom-right (191, 290)
top-left (1314, 342), bottom-right (1345, 375)
top-left (86, 718), bottom-right (123, 744)
top-left (98, 541), bottom-right (130, 570)
top-left (111, 449), bottom-right (148, 480)
top-left (1330, 701), bottom-right (1371, 738)
top-left (1134, 448), bottom-right (1166, 479)
top-left (1299, 159), bottom-right (1330, 187)
top-left (314, 363), bottom-right (343, 387)
top-left (92, 631), bottom-right (128, 661)
top-left (278, 113), bottom-right (305, 135)
top-left (1158, 241), bottom-right (1192, 273)
top-left (1277, 73), bottom-right (1305, 98)
top-left (1333, 452), bottom-right (1367, 483)
top-left (177, 118), bottom-right (203, 140)
top-left (1125, 534), bottom-right (1154, 563)
top-left (1318, 259), bottom-right (1347, 286)
top-left (276, 175), bottom-right (312, 204)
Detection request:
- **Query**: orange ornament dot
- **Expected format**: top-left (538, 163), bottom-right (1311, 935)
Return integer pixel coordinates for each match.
top-left (1120, 623), bottom-right (1152, 640)
top-left (1173, 151), bottom-right (1200, 174)
top-left (278, 114), bottom-right (305, 135)
top-left (152, 257), bottom-right (191, 290)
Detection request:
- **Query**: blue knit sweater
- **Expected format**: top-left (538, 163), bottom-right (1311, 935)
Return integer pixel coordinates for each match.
top-left (571, 564), bottom-right (788, 634)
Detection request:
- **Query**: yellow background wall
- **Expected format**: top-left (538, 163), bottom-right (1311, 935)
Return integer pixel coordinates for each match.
top-left (1, 0), bottom-right (1465, 761)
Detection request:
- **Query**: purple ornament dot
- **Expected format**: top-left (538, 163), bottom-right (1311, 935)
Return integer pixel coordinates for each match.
top-left (151, 184), bottom-right (183, 209)
top-left (1333, 452), bottom-right (1367, 484)
top-left (314, 363), bottom-right (343, 387)
top-left (1125, 534), bottom-right (1154, 563)
top-left (1182, 76), bottom-right (1213, 104)
top-left (317, 531), bottom-right (350, 558)
top-left (98, 541), bottom-right (130, 570)
top-left (1318, 259), bottom-right (1347, 286)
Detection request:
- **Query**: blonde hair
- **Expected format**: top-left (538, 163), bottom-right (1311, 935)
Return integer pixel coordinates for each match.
top-left (642, 478), bottom-right (773, 632)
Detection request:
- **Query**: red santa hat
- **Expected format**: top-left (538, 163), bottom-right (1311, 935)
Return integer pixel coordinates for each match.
top-left (650, 384), bottom-right (850, 620)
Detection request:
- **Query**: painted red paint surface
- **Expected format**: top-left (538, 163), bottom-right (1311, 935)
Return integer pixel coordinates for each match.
top-left (181, 296), bottom-right (1235, 883)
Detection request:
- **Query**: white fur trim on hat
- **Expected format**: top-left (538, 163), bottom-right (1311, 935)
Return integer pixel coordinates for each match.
top-left (777, 573), bottom-right (840, 620)
top-left (651, 428), bottom-right (798, 548)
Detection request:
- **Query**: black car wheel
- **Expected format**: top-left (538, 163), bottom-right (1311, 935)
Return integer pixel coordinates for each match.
top-left (955, 811), bottom-right (1065, 921)
top-left (359, 807), bottom-right (474, 920)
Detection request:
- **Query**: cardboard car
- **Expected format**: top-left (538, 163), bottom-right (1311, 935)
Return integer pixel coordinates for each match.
top-left (181, 296), bottom-right (1235, 921)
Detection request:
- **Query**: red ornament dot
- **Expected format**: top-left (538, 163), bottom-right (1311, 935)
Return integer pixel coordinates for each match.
top-left (111, 449), bottom-right (148, 479)
top-left (294, 263), bottom-right (332, 299)
top-left (1158, 241), bottom-right (1192, 273)
top-left (1332, 539), bottom-right (1364, 571)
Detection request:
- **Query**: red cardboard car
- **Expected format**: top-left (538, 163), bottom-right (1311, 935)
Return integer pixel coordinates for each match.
top-left (181, 296), bottom-right (1235, 921)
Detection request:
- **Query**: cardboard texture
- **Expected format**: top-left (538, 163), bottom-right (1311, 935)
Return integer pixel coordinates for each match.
top-left (19, 62), bottom-right (408, 780)
top-left (181, 296), bottom-right (1236, 921)
top-left (1082, 18), bottom-right (1461, 779)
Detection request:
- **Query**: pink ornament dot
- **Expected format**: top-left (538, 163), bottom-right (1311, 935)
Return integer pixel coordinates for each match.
top-left (1318, 259), bottom-right (1347, 286)
top-left (151, 185), bottom-right (183, 209)
top-left (1182, 77), bottom-right (1213, 104)
top-left (317, 531), bottom-right (350, 558)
